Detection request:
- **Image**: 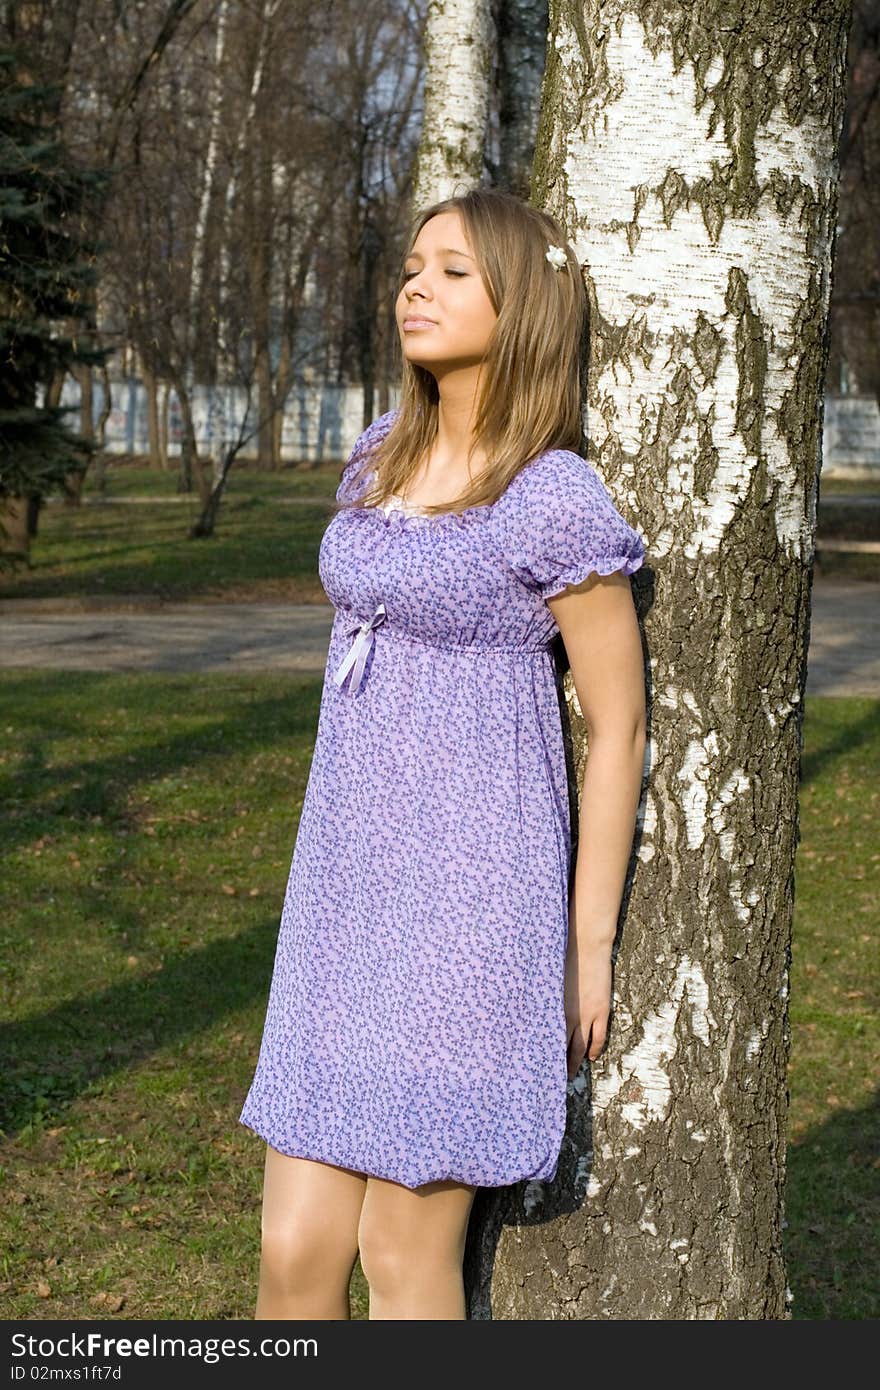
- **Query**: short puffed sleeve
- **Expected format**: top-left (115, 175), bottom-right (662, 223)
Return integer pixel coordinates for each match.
top-left (336, 408), bottom-right (399, 503)
top-left (501, 450), bottom-right (646, 598)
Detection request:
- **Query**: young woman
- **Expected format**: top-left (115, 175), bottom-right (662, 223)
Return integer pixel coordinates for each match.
top-left (239, 187), bottom-right (647, 1320)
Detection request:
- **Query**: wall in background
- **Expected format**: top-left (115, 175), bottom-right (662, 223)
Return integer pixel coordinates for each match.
top-left (53, 376), bottom-right (880, 477)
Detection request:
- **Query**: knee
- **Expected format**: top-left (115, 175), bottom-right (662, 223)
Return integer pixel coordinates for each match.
top-left (357, 1228), bottom-right (415, 1295)
top-left (358, 1214), bottom-right (453, 1294)
top-left (260, 1216), bottom-right (356, 1292)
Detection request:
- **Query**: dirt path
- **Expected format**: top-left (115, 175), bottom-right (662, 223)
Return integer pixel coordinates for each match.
top-left (0, 601), bottom-right (335, 675)
top-left (0, 579), bottom-right (877, 696)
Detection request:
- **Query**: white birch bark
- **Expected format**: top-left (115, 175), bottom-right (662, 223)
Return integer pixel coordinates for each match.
top-left (188, 0), bottom-right (228, 365)
top-left (412, 0), bottom-right (496, 207)
top-left (464, 0), bottom-right (853, 1319)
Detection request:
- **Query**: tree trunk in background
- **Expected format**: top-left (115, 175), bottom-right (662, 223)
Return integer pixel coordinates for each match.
top-left (65, 357), bottom-right (93, 505)
top-left (251, 65), bottom-right (277, 468)
top-left (252, 165), bottom-right (275, 469)
top-left (464, 0), bottom-right (852, 1319)
top-left (189, 0), bottom-right (229, 389)
top-left (45, 369), bottom-right (63, 411)
top-left (491, 0), bottom-right (549, 197)
top-left (273, 332), bottom-right (292, 468)
top-left (91, 362), bottom-right (113, 492)
top-left (0, 495), bottom-right (30, 558)
top-left (412, 0), bottom-right (496, 207)
top-left (826, 2), bottom-right (880, 403)
top-left (23, 495), bottom-right (39, 539)
top-left (356, 217), bottom-right (381, 428)
top-left (159, 380), bottom-right (171, 472)
top-left (221, 0), bottom-right (275, 465)
top-left (169, 373), bottom-right (210, 504)
top-left (143, 366), bottom-right (164, 470)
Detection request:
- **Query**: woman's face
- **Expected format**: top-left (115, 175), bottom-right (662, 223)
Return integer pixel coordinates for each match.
top-left (395, 211), bottom-right (498, 374)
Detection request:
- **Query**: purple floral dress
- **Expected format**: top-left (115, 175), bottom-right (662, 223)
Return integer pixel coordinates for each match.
top-left (239, 408), bottom-right (646, 1189)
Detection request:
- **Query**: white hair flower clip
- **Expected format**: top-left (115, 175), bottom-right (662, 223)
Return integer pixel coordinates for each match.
top-left (545, 243), bottom-right (568, 270)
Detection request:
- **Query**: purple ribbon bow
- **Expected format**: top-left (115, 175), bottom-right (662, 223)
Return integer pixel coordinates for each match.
top-left (333, 602), bottom-right (387, 695)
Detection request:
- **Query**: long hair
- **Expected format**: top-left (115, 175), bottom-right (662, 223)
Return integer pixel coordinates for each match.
top-left (339, 187), bottom-right (589, 518)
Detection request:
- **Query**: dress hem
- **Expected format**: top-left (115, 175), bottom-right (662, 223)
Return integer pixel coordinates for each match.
top-left (238, 1113), bottom-right (560, 1191)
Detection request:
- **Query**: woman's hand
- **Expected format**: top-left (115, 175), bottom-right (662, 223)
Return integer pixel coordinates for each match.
top-left (563, 935), bottom-right (613, 1081)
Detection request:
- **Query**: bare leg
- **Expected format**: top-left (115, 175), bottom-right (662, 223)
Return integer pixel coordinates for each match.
top-left (255, 1146), bottom-right (368, 1319)
top-left (357, 1176), bottom-right (478, 1320)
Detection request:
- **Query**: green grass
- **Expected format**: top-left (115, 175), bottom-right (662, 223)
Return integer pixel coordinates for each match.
top-left (79, 457), bottom-right (339, 502)
top-left (0, 464), bottom-right (342, 605)
top-left (783, 698), bottom-right (879, 1317)
top-left (0, 670), bottom-right (332, 1318)
top-left (0, 682), bottom-right (877, 1321)
top-left (819, 476), bottom-right (880, 496)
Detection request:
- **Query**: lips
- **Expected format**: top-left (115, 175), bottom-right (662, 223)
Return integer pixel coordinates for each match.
top-left (403, 317), bottom-right (437, 329)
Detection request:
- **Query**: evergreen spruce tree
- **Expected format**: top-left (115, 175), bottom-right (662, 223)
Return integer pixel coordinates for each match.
top-left (0, 44), bottom-right (111, 560)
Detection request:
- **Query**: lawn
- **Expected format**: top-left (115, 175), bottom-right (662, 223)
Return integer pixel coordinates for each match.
top-left (78, 458), bottom-right (339, 502)
top-left (0, 674), bottom-right (876, 1320)
top-left (0, 463), bottom-right (341, 605)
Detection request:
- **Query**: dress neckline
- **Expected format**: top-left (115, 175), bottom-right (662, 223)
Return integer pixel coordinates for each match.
top-left (379, 492), bottom-right (429, 517)
top-left (368, 474), bottom-right (494, 527)
top-left (348, 452), bottom-right (558, 528)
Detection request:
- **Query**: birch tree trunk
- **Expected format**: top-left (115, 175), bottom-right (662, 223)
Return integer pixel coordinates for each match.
top-left (464, 0), bottom-right (852, 1319)
top-left (219, 0), bottom-right (276, 465)
top-left (189, 0), bottom-right (228, 385)
top-left (412, 0), bottom-right (495, 207)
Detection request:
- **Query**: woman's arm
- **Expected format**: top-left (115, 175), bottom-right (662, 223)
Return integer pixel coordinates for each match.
top-left (546, 569), bottom-right (646, 1078)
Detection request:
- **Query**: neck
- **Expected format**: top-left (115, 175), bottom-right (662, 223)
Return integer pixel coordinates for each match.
top-left (430, 366), bottom-right (487, 470)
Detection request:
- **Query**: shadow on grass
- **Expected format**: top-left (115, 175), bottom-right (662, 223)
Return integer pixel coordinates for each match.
top-left (0, 499), bottom-right (333, 603)
top-left (784, 1088), bottom-right (879, 1320)
top-left (0, 672), bottom-right (321, 857)
top-left (0, 915), bottom-right (280, 1139)
top-left (1, 670), bottom-right (324, 1137)
top-left (799, 700), bottom-right (880, 789)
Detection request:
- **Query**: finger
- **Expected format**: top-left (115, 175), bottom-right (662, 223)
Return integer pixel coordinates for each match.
top-left (567, 1034), bottom-right (586, 1080)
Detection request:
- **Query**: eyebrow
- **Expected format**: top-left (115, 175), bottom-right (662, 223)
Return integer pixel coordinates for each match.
top-left (403, 248), bottom-right (474, 261)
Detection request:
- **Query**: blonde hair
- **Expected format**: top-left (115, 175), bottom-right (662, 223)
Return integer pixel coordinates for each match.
top-left (339, 187), bottom-right (589, 519)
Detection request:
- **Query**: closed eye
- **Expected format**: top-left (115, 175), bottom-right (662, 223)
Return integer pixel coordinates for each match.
top-left (402, 269), bottom-right (467, 280)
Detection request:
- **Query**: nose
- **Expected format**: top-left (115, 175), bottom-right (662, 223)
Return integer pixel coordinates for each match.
top-left (403, 266), bottom-right (429, 293)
